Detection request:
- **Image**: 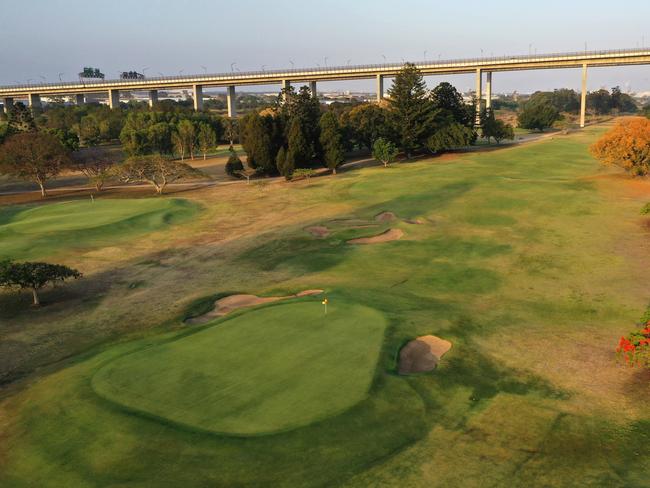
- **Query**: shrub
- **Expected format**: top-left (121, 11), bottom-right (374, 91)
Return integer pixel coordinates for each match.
top-left (225, 148), bottom-right (244, 176)
top-left (517, 100), bottom-right (560, 131)
top-left (616, 307), bottom-right (650, 368)
top-left (590, 117), bottom-right (650, 177)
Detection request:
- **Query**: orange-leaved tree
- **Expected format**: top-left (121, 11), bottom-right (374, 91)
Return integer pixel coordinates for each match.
top-left (590, 117), bottom-right (650, 177)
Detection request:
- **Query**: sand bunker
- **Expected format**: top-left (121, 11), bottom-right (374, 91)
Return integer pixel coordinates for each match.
top-left (347, 228), bottom-right (404, 245)
top-left (375, 211), bottom-right (397, 222)
top-left (404, 218), bottom-right (425, 225)
top-left (398, 335), bottom-right (452, 374)
top-left (305, 226), bottom-right (330, 238)
top-left (186, 289), bottom-right (324, 324)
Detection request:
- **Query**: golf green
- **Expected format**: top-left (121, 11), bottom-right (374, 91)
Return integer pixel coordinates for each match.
top-left (92, 299), bottom-right (388, 435)
top-left (0, 198), bottom-right (200, 259)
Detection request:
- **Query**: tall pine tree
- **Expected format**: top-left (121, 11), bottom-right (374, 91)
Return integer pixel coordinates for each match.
top-left (286, 118), bottom-right (311, 170)
top-left (387, 63), bottom-right (437, 157)
top-left (319, 111), bottom-right (345, 174)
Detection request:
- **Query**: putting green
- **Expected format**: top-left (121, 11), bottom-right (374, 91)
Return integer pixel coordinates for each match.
top-left (92, 299), bottom-right (388, 435)
top-left (0, 198), bottom-right (200, 259)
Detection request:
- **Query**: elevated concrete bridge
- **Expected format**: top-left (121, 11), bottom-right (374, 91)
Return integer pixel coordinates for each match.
top-left (2, 48), bottom-right (649, 127)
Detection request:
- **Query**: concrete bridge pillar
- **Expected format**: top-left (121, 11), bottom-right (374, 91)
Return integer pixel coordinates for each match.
top-left (309, 80), bottom-right (317, 97)
top-left (148, 90), bottom-right (158, 108)
top-left (580, 64), bottom-right (588, 128)
top-left (193, 85), bottom-right (204, 111)
top-left (75, 94), bottom-right (85, 105)
top-left (376, 74), bottom-right (384, 102)
top-left (279, 80), bottom-right (291, 101)
top-left (108, 89), bottom-right (120, 109)
top-left (227, 86), bottom-right (237, 118)
top-left (28, 93), bottom-right (42, 110)
top-left (2, 97), bottom-right (14, 114)
top-left (485, 72), bottom-right (492, 110)
top-left (475, 68), bottom-right (482, 126)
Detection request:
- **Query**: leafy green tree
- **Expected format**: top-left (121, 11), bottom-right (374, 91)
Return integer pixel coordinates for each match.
top-left (587, 89), bottom-right (613, 115)
top-left (518, 100), bottom-right (560, 131)
top-left (551, 89), bottom-right (580, 113)
top-left (286, 117), bottom-right (311, 170)
top-left (276, 146), bottom-right (292, 179)
top-left (344, 104), bottom-right (393, 149)
top-left (387, 63), bottom-right (437, 156)
top-left (430, 82), bottom-right (473, 126)
top-left (79, 116), bottom-right (100, 146)
top-left (319, 112), bottom-right (345, 174)
top-left (99, 118), bottom-right (123, 141)
top-left (240, 112), bottom-right (278, 173)
top-left (120, 113), bottom-right (152, 156)
top-left (148, 122), bottom-right (174, 155)
top-left (528, 89), bottom-right (580, 114)
top-left (0, 260), bottom-right (82, 306)
top-left (611, 86), bottom-right (637, 113)
top-left (44, 128), bottom-right (79, 152)
top-left (481, 110), bottom-right (515, 143)
top-left (372, 137), bottom-right (399, 167)
top-left (113, 155), bottom-right (206, 194)
top-left (0, 132), bottom-right (69, 197)
top-left (277, 85), bottom-right (322, 154)
top-left (198, 123), bottom-right (217, 160)
top-left (426, 123), bottom-right (476, 153)
top-left (177, 120), bottom-right (197, 160)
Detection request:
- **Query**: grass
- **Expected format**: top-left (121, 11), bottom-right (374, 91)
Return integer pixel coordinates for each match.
top-left (0, 197), bottom-right (201, 260)
top-left (92, 298), bottom-right (388, 435)
top-left (1, 124), bottom-right (649, 486)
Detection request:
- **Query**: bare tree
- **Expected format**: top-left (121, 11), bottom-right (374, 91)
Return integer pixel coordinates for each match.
top-left (112, 155), bottom-right (207, 194)
top-left (70, 146), bottom-right (116, 191)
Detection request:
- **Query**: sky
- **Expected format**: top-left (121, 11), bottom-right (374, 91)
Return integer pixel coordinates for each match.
top-left (1, 0), bottom-right (649, 95)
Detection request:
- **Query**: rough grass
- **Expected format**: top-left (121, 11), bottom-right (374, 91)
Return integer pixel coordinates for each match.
top-left (92, 298), bottom-right (388, 435)
top-left (1, 125), bottom-right (649, 487)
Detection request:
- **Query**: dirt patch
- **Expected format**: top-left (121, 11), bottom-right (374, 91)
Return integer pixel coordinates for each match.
top-left (186, 289), bottom-right (324, 325)
top-left (305, 226), bottom-right (330, 238)
top-left (375, 211), bottom-right (397, 222)
top-left (398, 335), bottom-right (452, 374)
top-left (347, 228), bottom-right (404, 245)
top-left (404, 218), bottom-right (425, 225)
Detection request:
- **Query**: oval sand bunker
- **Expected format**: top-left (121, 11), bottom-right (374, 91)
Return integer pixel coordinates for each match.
top-left (347, 228), bottom-right (404, 245)
top-left (186, 289), bottom-right (324, 324)
top-left (398, 335), bottom-right (452, 374)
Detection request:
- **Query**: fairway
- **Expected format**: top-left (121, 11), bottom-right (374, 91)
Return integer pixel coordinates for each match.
top-left (92, 299), bottom-right (388, 435)
top-left (1, 128), bottom-right (649, 487)
top-left (0, 198), bottom-right (200, 260)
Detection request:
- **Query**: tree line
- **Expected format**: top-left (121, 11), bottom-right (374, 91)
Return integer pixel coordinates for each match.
top-left (239, 63), bottom-right (514, 179)
top-left (516, 86), bottom-right (641, 131)
top-left (0, 103), bottom-right (214, 196)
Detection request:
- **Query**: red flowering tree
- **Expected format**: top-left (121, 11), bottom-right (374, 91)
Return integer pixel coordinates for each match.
top-left (617, 309), bottom-right (650, 368)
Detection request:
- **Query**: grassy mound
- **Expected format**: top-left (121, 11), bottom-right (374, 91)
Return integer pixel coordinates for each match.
top-left (92, 299), bottom-right (388, 435)
top-left (0, 198), bottom-right (200, 259)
